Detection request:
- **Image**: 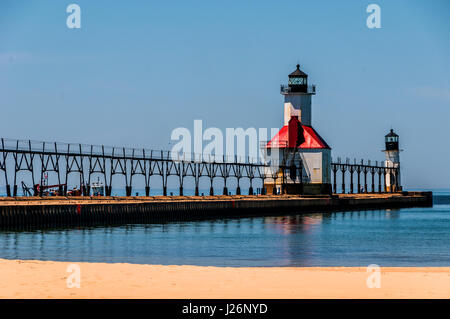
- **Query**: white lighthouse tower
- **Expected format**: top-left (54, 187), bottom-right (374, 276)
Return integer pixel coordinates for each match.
top-left (281, 64), bottom-right (315, 126)
top-left (264, 64), bottom-right (331, 195)
top-left (383, 129), bottom-right (402, 192)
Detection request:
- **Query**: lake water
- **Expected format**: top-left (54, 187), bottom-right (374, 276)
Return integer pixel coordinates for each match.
top-left (0, 193), bottom-right (449, 267)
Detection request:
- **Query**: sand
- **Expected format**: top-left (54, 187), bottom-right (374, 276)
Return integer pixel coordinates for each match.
top-left (0, 259), bottom-right (448, 299)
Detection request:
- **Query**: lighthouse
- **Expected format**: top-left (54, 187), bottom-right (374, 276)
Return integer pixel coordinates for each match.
top-left (263, 64), bottom-right (331, 195)
top-left (383, 129), bottom-right (402, 192)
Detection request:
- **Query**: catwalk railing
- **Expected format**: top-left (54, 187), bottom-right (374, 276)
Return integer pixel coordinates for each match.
top-left (0, 138), bottom-right (305, 197)
top-left (0, 138), bottom-right (400, 197)
top-left (331, 157), bottom-right (400, 194)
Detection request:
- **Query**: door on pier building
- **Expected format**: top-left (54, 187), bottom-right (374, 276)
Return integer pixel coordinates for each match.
top-left (300, 152), bottom-right (322, 183)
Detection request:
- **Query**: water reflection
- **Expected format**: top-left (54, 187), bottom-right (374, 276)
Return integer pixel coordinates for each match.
top-left (385, 209), bottom-right (400, 219)
top-left (0, 208), bottom-right (448, 267)
top-left (264, 214), bottom-right (325, 235)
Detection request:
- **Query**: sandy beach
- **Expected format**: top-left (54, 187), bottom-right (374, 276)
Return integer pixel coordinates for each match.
top-left (0, 259), bottom-right (448, 299)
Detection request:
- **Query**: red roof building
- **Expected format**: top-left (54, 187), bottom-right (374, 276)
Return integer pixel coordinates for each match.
top-left (266, 116), bottom-right (330, 150)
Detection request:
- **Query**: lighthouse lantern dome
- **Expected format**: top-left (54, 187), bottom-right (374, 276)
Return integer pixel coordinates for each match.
top-left (288, 64), bottom-right (308, 93)
top-left (385, 129), bottom-right (399, 151)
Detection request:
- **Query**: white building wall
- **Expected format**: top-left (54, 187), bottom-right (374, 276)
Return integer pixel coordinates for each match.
top-left (284, 104), bottom-right (301, 125)
top-left (300, 152), bottom-right (321, 183)
top-left (385, 150), bottom-right (400, 164)
top-left (262, 148), bottom-right (331, 184)
top-left (298, 149), bottom-right (331, 184)
top-left (321, 149), bottom-right (332, 184)
top-left (283, 94), bottom-right (312, 126)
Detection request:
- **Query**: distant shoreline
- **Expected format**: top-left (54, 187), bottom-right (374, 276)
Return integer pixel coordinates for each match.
top-left (1, 259), bottom-right (449, 299)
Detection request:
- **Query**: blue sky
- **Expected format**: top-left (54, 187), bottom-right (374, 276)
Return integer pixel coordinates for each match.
top-left (0, 0), bottom-right (449, 189)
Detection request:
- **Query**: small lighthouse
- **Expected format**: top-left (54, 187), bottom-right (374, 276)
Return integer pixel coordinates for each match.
top-left (264, 64), bottom-right (331, 195)
top-left (383, 129), bottom-right (402, 192)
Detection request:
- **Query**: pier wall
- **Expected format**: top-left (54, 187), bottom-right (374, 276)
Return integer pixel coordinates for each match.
top-left (0, 192), bottom-right (432, 228)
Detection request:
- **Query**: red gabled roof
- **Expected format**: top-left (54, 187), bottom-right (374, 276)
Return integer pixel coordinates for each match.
top-left (266, 124), bottom-right (330, 149)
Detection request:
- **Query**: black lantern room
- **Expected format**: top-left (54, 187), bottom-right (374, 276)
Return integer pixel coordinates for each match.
top-left (288, 64), bottom-right (308, 93)
top-left (385, 129), bottom-right (399, 151)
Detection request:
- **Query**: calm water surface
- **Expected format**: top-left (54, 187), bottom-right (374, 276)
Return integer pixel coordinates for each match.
top-left (0, 195), bottom-right (449, 267)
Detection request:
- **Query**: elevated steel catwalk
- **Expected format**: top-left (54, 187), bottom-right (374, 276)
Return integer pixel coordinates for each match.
top-left (0, 138), bottom-right (399, 197)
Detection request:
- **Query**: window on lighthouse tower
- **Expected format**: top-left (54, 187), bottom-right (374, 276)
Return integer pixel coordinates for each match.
top-left (386, 136), bottom-right (398, 142)
top-left (385, 129), bottom-right (399, 151)
top-left (288, 76), bottom-right (306, 85)
top-left (288, 64), bottom-right (308, 93)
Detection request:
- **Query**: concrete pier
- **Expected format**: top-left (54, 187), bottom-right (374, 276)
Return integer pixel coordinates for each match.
top-left (0, 192), bottom-right (432, 228)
